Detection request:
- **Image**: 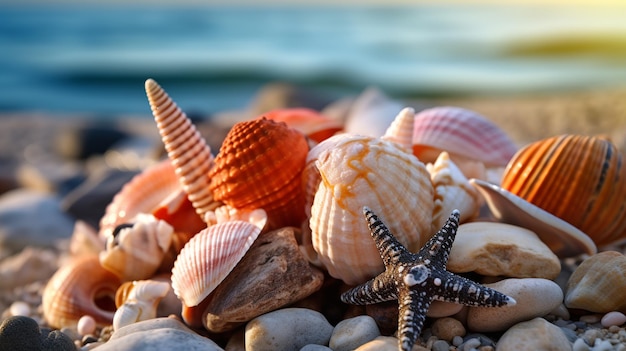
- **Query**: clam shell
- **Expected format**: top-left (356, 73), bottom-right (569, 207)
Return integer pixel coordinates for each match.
top-left (565, 251), bottom-right (626, 313)
top-left (171, 219), bottom-right (264, 307)
top-left (208, 116), bottom-right (309, 229)
top-left (308, 134), bottom-right (434, 284)
top-left (381, 107), bottom-right (415, 151)
top-left (412, 106), bottom-right (518, 167)
top-left (145, 78), bottom-right (220, 221)
top-left (43, 255), bottom-right (121, 328)
top-left (470, 178), bottom-right (596, 258)
top-left (113, 280), bottom-right (171, 330)
top-left (263, 108), bottom-right (343, 143)
top-left (500, 134), bottom-right (626, 247)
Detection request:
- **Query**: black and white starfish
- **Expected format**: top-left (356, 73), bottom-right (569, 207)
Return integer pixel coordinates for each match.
top-left (341, 207), bottom-right (516, 351)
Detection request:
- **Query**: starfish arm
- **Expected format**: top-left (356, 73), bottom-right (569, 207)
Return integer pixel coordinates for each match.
top-left (397, 289), bottom-right (432, 351)
top-left (430, 270), bottom-right (516, 307)
top-left (418, 209), bottom-right (460, 265)
top-left (363, 207), bottom-right (413, 266)
top-left (340, 274), bottom-right (397, 305)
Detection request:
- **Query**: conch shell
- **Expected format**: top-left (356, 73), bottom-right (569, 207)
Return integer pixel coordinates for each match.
top-left (113, 280), bottom-right (171, 330)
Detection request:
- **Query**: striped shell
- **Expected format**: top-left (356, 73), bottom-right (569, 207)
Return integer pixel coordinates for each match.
top-left (171, 218), bottom-right (265, 307)
top-left (263, 108), bottom-right (343, 143)
top-left (308, 134), bottom-right (434, 285)
top-left (412, 106), bottom-right (518, 167)
top-left (42, 255), bottom-right (121, 328)
top-left (381, 107), bottom-right (415, 151)
top-left (145, 78), bottom-right (220, 221)
top-left (500, 134), bottom-right (626, 247)
top-left (208, 116), bottom-right (309, 229)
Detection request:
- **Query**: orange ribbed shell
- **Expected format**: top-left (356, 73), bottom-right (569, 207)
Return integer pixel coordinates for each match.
top-left (501, 134), bottom-right (626, 247)
top-left (208, 117), bottom-right (309, 229)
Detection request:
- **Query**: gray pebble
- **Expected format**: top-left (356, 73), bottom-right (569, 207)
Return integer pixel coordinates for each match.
top-left (572, 338), bottom-right (591, 351)
top-left (299, 345), bottom-right (333, 351)
top-left (559, 326), bottom-right (578, 343)
top-left (452, 335), bottom-right (464, 347)
top-left (432, 339), bottom-right (450, 351)
top-left (329, 315), bottom-right (380, 351)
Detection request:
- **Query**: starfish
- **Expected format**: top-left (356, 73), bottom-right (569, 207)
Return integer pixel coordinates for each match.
top-left (341, 207), bottom-right (516, 351)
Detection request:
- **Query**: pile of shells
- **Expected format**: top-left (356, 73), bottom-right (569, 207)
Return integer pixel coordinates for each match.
top-left (39, 79), bottom-right (626, 349)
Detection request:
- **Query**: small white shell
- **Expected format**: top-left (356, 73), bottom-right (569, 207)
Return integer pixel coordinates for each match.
top-left (381, 107), bottom-right (415, 151)
top-left (113, 280), bottom-right (171, 330)
top-left (171, 217), bottom-right (266, 307)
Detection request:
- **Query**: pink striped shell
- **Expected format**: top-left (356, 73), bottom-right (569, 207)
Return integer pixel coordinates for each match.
top-left (412, 106), bottom-right (518, 167)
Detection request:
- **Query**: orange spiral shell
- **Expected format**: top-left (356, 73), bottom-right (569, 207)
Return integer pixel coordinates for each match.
top-left (501, 134), bottom-right (626, 246)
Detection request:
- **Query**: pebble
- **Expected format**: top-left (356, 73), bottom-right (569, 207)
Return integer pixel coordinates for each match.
top-left (329, 315), bottom-right (380, 351)
top-left (432, 339), bottom-right (450, 351)
top-left (601, 311), bottom-right (626, 327)
top-left (245, 308), bottom-right (333, 351)
top-left (77, 315), bottom-right (96, 336)
top-left (467, 278), bottom-right (563, 332)
top-left (202, 228), bottom-right (324, 333)
top-left (54, 123), bottom-right (132, 161)
top-left (0, 189), bottom-right (74, 253)
top-left (8, 301), bottom-right (30, 317)
top-left (448, 222), bottom-right (561, 280)
top-left (0, 247), bottom-right (59, 289)
top-left (300, 345), bottom-right (333, 351)
top-left (353, 336), bottom-right (400, 351)
top-left (0, 315), bottom-right (75, 351)
top-left (431, 317), bottom-right (466, 342)
top-left (495, 317), bottom-right (571, 351)
top-left (572, 338), bottom-right (591, 351)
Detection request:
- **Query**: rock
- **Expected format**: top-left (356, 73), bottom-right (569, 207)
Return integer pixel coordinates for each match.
top-left (448, 222), bottom-right (561, 280)
top-left (431, 317), bottom-right (466, 342)
top-left (202, 228), bottom-right (324, 333)
top-left (496, 317), bottom-right (571, 351)
top-left (467, 278), bottom-right (563, 332)
top-left (0, 189), bottom-right (74, 253)
top-left (245, 308), bottom-right (333, 351)
top-left (329, 315), bottom-right (381, 351)
top-left (353, 336), bottom-right (400, 351)
top-left (16, 157), bottom-right (84, 195)
top-left (0, 247), bottom-right (59, 289)
top-left (0, 316), bottom-right (75, 351)
top-left (427, 301), bottom-right (465, 318)
top-left (61, 168), bottom-right (139, 230)
top-left (601, 311), bottom-right (626, 327)
top-left (54, 123), bottom-right (131, 161)
top-left (365, 301), bottom-right (397, 335)
top-left (300, 345), bottom-right (333, 351)
top-left (99, 317), bottom-right (222, 351)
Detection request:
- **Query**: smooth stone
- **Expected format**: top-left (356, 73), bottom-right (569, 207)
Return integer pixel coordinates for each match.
top-left (364, 300), bottom-right (397, 335)
top-left (245, 308), bottom-right (333, 351)
top-left (448, 222), bottom-right (561, 280)
top-left (467, 278), bottom-right (563, 332)
top-left (572, 338), bottom-right (591, 351)
top-left (432, 340), bottom-right (450, 351)
top-left (353, 336), bottom-right (400, 351)
top-left (427, 300), bottom-right (465, 318)
top-left (203, 228), bottom-right (324, 333)
top-left (54, 123), bottom-right (131, 161)
top-left (329, 315), bottom-right (381, 351)
top-left (431, 317), bottom-right (466, 342)
top-left (0, 247), bottom-right (58, 289)
top-left (601, 311), bottom-right (626, 327)
top-left (300, 345), bottom-right (333, 351)
top-left (16, 157), bottom-right (84, 195)
top-left (0, 189), bottom-right (74, 253)
top-left (496, 317), bottom-right (572, 351)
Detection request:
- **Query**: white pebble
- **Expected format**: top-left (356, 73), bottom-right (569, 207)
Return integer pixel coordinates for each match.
top-left (77, 315), bottom-right (97, 336)
top-left (601, 311), bottom-right (626, 328)
top-left (9, 301), bottom-right (30, 316)
top-left (592, 339), bottom-right (614, 351)
top-left (572, 338), bottom-right (590, 351)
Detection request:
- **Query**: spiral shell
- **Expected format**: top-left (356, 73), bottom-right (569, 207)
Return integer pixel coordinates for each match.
top-left (171, 216), bottom-right (266, 307)
top-left (208, 116), bottom-right (309, 229)
top-left (381, 107), bottom-right (415, 151)
top-left (308, 134), bottom-right (434, 284)
top-left (263, 108), bottom-right (343, 143)
top-left (500, 134), bottom-right (626, 247)
top-left (43, 255), bottom-right (121, 328)
top-left (412, 106), bottom-right (518, 168)
top-left (113, 280), bottom-right (171, 330)
top-left (565, 251), bottom-right (626, 313)
top-left (145, 78), bottom-right (220, 221)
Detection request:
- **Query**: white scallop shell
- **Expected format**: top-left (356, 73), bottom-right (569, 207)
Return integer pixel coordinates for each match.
top-left (171, 218), bottom-right (265, 307)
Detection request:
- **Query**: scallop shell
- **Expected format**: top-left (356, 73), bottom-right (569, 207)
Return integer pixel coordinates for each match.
top-left (500, 134), bottom-right (626, 247)
top-left (565, 251), bottom-right (626, 313)
top-left (145, 78), bottom-right (220, 221)
top-left (263, 108), bottom-right (343, 143)
top-left (308, 134), bottom-right (435, 284)
top-left (381, 107), bottom-right (415, 151)
top-left (470, 178), bottom-right (596, 258)
top-left (113, 280), bottom-right (171, 330)
top-left (42, 255), bottom-right (121, 328)
top-left (171, 217), bottom-right (266, 307)
top-left (99, 213), bottom-right (174, 281)
top-left (412, 106), bottom-right (518, 168)
top-left (208, 116), bottom-right (309, 229)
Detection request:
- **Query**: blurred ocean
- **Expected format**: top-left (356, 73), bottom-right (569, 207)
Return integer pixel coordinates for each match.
top-left (1, 3), bottom-right (626, 117)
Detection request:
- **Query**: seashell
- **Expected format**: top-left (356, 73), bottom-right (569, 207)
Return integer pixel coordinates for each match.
top-left (263, 108), bottom-right (343, 143)
top-left (145, 78), bottom-right (220, 221)
top-left (470, 178), bottom-right (596, 258)
top-left (43, 255), bottom-right (121, 328)
top-left (427, 151), bottom-right (480, 229)
top-left (171, 216), bottom-right (266, 307)
top-left (500, 134), bottom-right (626, 247)
top-left (308, 134), bottom-right (434, 284)
top-left (69, 220), bottom-right (104, 257)
top-left (565, 251), bottom-right (626, 313)
top-left (343, 86), bottom-right (404, 137)
top-left (100, 213), bottom-right (174, 281)
top-left (380, 107), bottom-right (415, 151)
top-left (113, 280), bottom-right (171, 330)
top-left (208, 116), bottom-right (309, 229)
top-left (412, 106), bottom-right (518, 174)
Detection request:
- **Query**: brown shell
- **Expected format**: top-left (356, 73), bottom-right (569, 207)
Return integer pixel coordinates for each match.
top-left (501, 134), bottom-right (626, 247)
top-left (208, 116), bottom-right (309, 229)
top-left (42, 255), bottom-right (121, 328)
